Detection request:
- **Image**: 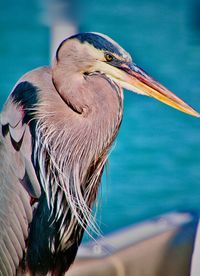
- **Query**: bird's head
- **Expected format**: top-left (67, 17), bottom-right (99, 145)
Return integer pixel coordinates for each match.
top-left (55, 32), bottom-right (199, 117)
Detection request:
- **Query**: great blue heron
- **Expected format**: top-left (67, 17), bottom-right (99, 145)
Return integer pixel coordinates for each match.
top-left (0, 32), bottom-right (199, 275)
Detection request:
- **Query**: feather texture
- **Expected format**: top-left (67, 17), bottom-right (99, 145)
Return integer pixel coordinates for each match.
top-left (0, 81), bottom-right (41, 275)
top-left (0, 33), bottom-right (124, 274)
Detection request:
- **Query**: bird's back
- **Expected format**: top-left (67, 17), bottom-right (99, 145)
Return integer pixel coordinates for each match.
top-left (0, 73), bottom-right (43, 275)
top-left (0, 67), bottom-right (65, 275)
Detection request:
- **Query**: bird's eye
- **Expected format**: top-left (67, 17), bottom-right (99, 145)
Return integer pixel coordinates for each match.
top-left (105, 53), bottom-right (114, 62)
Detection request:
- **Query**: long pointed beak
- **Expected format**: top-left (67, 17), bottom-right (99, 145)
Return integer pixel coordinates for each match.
top-left (120, 63), bottom-right (200, 117)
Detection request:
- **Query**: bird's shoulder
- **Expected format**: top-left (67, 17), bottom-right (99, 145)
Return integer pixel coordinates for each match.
top-left (1, 66), bottom-right (52, 128)
top-left (18, 66), bottom-right (52, 86)
top-left (0, 67), bottom-right (44, 197)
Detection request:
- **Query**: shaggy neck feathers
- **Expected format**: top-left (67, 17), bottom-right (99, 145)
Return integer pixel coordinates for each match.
top-left (35, 70), bottom-right (123, 249)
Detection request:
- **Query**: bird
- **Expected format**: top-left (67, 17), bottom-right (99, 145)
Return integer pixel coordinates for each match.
top-left (0, 32), bottom-right (199, 276)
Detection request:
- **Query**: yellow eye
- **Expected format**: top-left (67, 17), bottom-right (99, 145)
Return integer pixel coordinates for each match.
top-left (105, 53), bottom-right (114, 62)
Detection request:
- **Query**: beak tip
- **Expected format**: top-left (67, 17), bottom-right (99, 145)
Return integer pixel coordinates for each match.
top-left (189, 110), bottom-right (200, 118)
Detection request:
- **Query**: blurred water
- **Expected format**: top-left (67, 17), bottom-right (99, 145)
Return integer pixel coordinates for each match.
top-left (1, 0), bottom-right (200, 236)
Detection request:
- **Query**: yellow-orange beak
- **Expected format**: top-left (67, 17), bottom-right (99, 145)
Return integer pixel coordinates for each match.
top-left (118, 63), bottom-right (200, 117)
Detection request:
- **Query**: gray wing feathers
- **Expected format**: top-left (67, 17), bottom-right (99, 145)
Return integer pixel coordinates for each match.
top-left (0, 98), bottom-right (41, 275)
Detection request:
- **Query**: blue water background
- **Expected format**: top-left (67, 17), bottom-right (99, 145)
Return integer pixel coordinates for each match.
top-left (1, 0), bottom-right (200, 236)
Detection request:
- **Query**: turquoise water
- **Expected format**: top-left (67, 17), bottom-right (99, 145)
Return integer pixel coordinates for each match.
top-left (1, 0), bottom-right (200, 236)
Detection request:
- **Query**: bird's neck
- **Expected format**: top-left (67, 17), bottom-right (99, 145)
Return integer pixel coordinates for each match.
top-left (52, 65), bottom-right (123, 116)
top-left (50, 69), bottom-right (123, 183)
top-left (36, 69), bottom-right (123, 243)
